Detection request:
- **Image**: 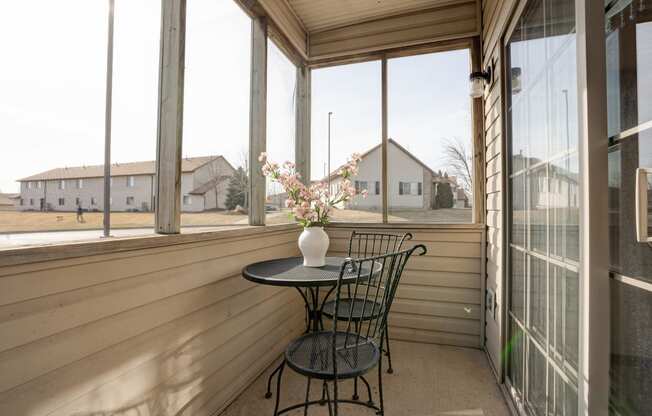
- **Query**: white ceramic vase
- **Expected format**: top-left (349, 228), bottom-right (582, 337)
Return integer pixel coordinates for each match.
top-left (298, 226), bottom-right (329, 267)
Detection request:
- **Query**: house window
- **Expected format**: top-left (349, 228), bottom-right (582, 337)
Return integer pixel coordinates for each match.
top-left (126, 176), bottom-right (135, 187)
top-left (355, 181), bottom-right (368, 193)
top-left (126, 196), bottom-right (134, 206)
top-left (76, 179), bottom-right (83, 189)
top-left (399, 182), bottom-right (411, 195)
top-left (183, 195), bottom-right (192, 205)
top-left (91, 197), bottom-right (97, 205)
top-left (58, 198), bottom-right (64, 206)
top-left (27, 181), bottom-right (33, 189)
top-left (37, 181), bottom-right (42, 189)
top-left (417, 182), bottom-right (422, 196)
top-left (58, 180), bottom-right (65, 190)
top-left (20, 198), bottom-right (24, 206)
top-left (375, 181), bottom-right (380, 195)
top-left (29, 198), bottom-right (34, 206)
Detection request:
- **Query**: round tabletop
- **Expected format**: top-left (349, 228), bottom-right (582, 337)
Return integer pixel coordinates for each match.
top-left (242, 256), bottom-right (379, 287)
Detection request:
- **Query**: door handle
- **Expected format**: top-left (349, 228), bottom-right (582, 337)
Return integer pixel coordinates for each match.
top-left (635, 168), bottom-right (652, 243)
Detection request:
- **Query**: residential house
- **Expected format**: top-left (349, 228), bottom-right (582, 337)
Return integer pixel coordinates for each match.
top-left (17, 156), bottom-right (236, 212)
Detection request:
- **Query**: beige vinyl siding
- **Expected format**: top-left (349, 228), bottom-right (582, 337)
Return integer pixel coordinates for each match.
top-left (326, 226), bottom-right (484, 348)
top-left (0, 228), bottom-right (303, 416)
top-left (481, 0), bottom-right (518, 377)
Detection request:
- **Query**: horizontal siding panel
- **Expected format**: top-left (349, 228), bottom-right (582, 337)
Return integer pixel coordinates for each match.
top-left (328, 238), bottom-right (481, 258)
top-left (0, 229), bottom-right (303, 416)
top-left (486, 210), bottom-right (501, 228)
top-left (485, 112), bottom-right (503, 145)
top-left (0, 242), bottom-right (297, 354)
top-left (396, 284), bottom-right (480, 304)
top-left (401, 270), bottom-right (480, 289)
top-left (389, 326), bottom-right (480, 348)
top-left (487, 242), bottom-right (501, 266)
top-left (0, 230), bottom-right (299, 306)
top-left (0, 283), bottom-right (293, 393)
top-left (327, 228), bottom-right (482, 243)
top-left (486, 153), bottom-right (501, 177)
top-left (487, 226), bottom-right (501, 247)
top-left (486, 135), bottom-right (502, 161)
top-left (188, 325), bottom-right (300, 416)
top-left (389, 312), bottom-right (480, 335)
top-left (486, 172), bottom-right (502, 194)
top-left (326, 227), bottom-right (482, 344)
top-left (392, 298), bottom-right (481, 320)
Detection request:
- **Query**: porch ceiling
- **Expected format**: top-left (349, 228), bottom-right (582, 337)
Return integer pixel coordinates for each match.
top-left (241, 0), bottom-right (480, 61)
top-left (287, 0), bottom-right (472, 33)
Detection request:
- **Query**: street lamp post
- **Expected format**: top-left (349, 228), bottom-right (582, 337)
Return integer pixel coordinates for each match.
top-left (328, 112), bottom-right (332, 193)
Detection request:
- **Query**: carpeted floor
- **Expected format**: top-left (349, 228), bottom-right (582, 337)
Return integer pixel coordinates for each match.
top-left (221, 340), bottom-right (510, 416)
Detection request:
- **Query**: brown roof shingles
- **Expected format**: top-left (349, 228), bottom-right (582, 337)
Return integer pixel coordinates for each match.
top-left (17, 156), bottom-right (222, 182)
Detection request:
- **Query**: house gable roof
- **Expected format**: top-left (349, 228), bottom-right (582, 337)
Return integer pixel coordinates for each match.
top-left (324, 138), bottom-right (436, 181)
top-left (17, 156), bottom-right (226, 182)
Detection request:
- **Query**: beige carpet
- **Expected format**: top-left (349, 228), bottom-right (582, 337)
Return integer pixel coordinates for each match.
top-left (220, 341), bottom-right (509, 416)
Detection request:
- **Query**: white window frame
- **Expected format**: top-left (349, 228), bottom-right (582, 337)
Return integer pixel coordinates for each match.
top-left (183, 195), bottom-right (192, 205)
top-left (127, 176), bottom-right (135, 188)
top-left (58, 180), bottom-right (65, 190)
top-left (77, 179), bottom-right (83, 189)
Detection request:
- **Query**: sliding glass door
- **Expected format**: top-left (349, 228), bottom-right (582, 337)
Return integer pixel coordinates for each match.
top-left (606, 0), bottom-right (652, 414)
top-left (505, 0), bottom-right (580, 414)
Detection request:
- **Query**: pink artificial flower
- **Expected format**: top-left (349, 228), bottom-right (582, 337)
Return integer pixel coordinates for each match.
top-left (258, 152), bottom-right (268, 162)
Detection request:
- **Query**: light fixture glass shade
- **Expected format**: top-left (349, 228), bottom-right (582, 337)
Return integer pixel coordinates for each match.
top-left (469, 77), bottom-right (484, 98)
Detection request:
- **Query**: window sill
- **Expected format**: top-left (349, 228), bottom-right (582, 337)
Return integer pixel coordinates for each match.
top-left (0, 223), bottom-right (300, 268)
top-left (325, 222), bottom-right (485, 230)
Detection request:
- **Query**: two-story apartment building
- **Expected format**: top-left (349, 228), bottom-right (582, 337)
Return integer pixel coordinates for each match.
top-left (16, 156), bottom-right (236, 212)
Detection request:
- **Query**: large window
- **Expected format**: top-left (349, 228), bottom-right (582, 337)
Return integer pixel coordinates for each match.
top-left (109, 0), bottom-right (160, 224)
top-left (310, 61), bottom-right (382, 223)
top-left (265, 41), bottom-right (297, 224)
top-left (181, 0), bottom-right (251, 227)
top-left (0, 1), bottom-right (107, 240)
top-left (388, 49), bottom-right (473, 223)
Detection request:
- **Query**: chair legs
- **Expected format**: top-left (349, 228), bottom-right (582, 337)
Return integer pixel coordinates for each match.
top-left (265, 360), bottom-right (284, 398)
top-left (303, 377), bottom-right (311, 416)
top-left (272, 360), bottom-right (286, 416)
top-left (384, 325), bottom-right (394, 374)
top-left (377, 356), bottom-right (385, 416)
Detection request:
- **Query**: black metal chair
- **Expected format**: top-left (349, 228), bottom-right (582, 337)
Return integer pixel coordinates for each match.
top-left (272, 244), bottom-right (427, 416)
top-left (321, 231), bottom-right (413, 375)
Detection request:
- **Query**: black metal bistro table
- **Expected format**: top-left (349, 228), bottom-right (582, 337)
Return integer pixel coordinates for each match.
top-left (242, 256), bottom-right (381, 399)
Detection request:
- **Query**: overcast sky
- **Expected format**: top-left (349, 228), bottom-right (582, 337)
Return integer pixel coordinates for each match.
top-left (0, 0), bottom-right (470, 193)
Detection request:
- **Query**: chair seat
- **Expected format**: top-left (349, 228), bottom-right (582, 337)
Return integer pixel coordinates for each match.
top-left (285, 331), bottom-right (380, 380)
top-left (321, 298), bottom-right (384, 321)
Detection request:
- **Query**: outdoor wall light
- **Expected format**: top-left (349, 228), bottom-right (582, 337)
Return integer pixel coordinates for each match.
top-left (469, 67), bottom-right (492, 98)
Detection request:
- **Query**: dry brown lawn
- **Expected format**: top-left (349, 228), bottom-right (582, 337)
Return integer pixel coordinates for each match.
top-left (0, 208), bottom-right (472, 233)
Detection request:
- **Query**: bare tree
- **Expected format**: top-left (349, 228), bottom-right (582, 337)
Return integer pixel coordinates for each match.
top-left (205, 160), bottom-right (232, 210)
top-left (443, 138), bottom-right (473, 197)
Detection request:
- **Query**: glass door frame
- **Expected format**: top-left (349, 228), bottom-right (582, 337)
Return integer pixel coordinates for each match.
top-left (499, 0), bottom-right (611, 415)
